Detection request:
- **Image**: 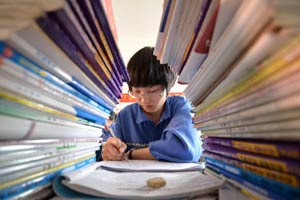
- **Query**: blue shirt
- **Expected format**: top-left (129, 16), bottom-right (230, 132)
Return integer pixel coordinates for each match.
top-left (111, 96), bottom-right (202, 163)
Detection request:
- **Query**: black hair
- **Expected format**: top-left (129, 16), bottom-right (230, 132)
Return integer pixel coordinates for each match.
top-left (109, 111), bottom-right (116, 121)
top-left (127, 47), bottom-right (177, 93)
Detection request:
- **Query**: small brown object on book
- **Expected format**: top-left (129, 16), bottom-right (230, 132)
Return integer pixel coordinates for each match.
top-left (146, 177), bottom-right (166, 189)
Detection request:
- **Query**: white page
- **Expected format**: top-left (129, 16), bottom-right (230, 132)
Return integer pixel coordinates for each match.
top-left (62, 166), bottom-right (224, 199)
top-left (99, 160), bottom-right (205, 172)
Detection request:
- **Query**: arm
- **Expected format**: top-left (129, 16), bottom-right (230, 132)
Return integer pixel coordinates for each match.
top-left (129, 147), bottom-right (155, 160)
top-left (149, 97), bottom-right (202, 162)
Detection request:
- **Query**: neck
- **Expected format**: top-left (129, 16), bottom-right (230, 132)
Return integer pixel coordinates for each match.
top-left (143, 104), bottom-right (165, 124)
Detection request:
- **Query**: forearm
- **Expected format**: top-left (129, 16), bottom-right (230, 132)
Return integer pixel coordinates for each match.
top-left (130, 147), bottom-right (156, 160)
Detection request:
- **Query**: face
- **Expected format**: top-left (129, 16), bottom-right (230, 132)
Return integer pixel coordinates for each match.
top-left (130, 85), bottom-right (167, 114)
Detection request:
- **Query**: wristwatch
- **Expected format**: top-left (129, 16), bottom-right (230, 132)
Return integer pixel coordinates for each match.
top-left (126, 149), bottom-right (134, 160)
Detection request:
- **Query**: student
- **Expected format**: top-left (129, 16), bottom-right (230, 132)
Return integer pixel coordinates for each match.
top-left (101, 47), bottom-right (202, 163)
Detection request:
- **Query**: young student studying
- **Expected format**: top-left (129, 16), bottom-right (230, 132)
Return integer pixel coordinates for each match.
top-left (101, 46), bottom-right (202, 163)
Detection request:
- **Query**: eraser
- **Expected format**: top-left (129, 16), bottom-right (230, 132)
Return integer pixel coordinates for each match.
top-left (146, 177), bottom-right (166, 189)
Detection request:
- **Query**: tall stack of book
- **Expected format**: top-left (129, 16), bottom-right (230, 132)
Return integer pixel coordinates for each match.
top-left (0, 0), bottom-right (128, 199)
top-left (155, 0), bottom-right (300, 199)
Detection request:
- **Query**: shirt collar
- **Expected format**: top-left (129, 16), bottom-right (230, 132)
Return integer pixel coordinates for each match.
top-left (135, 98), bottom-right (172, 124)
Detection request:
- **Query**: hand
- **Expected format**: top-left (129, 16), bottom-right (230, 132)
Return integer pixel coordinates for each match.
top-left (102, 137), bottom-right (127, 161)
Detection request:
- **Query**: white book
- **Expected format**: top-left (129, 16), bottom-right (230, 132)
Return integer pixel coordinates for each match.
top-left (209, 0), bottom-right (242, 50)
top-left (160, 0), bottom-right (184, 64)
top-left (184, 0), bottom-right (273, 104)
top-left (178, 0), bottom-right (219, 84)
top-left (0, 115), bottom-right (102, 140)
top-left (193, 28), bottom-right (292, 113)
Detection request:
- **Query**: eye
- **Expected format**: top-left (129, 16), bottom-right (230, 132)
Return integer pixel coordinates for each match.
top-left (148, 89), bottom-right (159, 94)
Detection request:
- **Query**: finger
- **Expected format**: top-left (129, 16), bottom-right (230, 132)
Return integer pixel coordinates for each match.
top-left (102, 139), bottom-right (125, 160)
top-left (118, 142), bottom-right (127, 154)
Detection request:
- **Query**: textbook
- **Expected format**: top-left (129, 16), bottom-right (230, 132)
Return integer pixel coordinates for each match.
top-left (53, 160), bottom-right (224, 199)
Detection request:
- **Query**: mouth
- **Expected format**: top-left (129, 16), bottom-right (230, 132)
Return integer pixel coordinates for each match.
top-left (143, 105), bottom-right (153, 109)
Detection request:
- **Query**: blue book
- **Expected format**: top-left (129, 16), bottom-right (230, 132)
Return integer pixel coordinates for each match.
top-left (205, 157), bottom-right (300, 199)
top-left (0, 41), bottom-right (112, 113)
top-left (0, 156), bottom-right (96, 199)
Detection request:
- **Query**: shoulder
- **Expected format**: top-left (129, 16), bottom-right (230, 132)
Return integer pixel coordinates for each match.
top-left (117, 102), bottom-right (139, 117)
top-left (167, 96), bottom-right (191, 108)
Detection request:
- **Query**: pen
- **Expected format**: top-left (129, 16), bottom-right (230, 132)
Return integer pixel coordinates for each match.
top-left (109, 127), bottom-right (117, 138)
top-left (109, 127), bottom-right (128, 160)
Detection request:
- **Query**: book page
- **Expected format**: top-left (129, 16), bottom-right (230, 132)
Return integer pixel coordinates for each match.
top-left (99, 159), bottom-right (205, 172)
top-left (62, 167), bottom-right (224, 199)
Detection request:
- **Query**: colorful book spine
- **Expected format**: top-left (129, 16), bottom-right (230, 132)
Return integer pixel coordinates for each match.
top-left (35, 15), bottom-right (118, 102)
top-left (0, 156), bottom-right (95, 199)
top-left (203, 137), bottom-right (300, 160)
top-left (67, 0), bottom-right (123, 86)
top-left (47, 7), bottom-right (121, 97)
top-left (0, 41), bottom-right (112, 112)
top-left (205, 157), bottom-right (300, 199)
top-left (89, 0), bottom-right (129, 82)
top-left (1, 57), bottom-right (109, 119)
top-left (206, 164), bottom-right (285, 200)
top-left (202, 143), bottom-right (300, 175)
top-left (203, 151), bottom-right (300, 187)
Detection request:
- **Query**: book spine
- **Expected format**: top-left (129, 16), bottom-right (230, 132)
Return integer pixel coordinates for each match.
top-left (47, 8), bottom-right (121, 96)
top-left (194, 36), bottom-right (300, 114)
top-left (206, 164), bottom-right (285, 200)
top-left (67, 0), bottom-right (124, 85)
top-left (201, 117), bottom-right (300, 135)
top-left (0, 115), bottom-right (101, 140)
top-left (89, 0), bottom-right (129, 82)
top-left (198, 93), bottom-right (300, 135)
top-left (0, 41), bottom-right (112, 112)
top-left (6, 35), bottom-right (113, 111)
top-left (35, 15), bottom-right (118, 102)
top-left (203, 151), bottom-right (300, 187)
top-left (205, 157), bottom-right (300, 199)
top-left (194, 59), bottom-right (300, 124)
top-left (202, 144), bottom-right (300, 175)
top-left (0, 156), bottom-right (95, 199)
top-left (1, 57), bottom-right (109, 119)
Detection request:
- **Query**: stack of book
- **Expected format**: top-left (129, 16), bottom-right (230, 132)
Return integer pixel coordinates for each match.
top-left (155, 0), bottom-right (300, 199)
top-left (0, 0), bottom-right (127, 199)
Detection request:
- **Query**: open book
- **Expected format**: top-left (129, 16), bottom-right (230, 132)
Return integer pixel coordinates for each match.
top-left (53, 160), bottom-right (225, 199)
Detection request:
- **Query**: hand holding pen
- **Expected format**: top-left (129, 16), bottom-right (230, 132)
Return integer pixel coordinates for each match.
top-left (101, 128), bottom-right (127, 161)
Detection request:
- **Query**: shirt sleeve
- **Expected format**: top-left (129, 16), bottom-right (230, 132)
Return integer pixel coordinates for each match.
top-left (149, 98), bottom-right (202, 162)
